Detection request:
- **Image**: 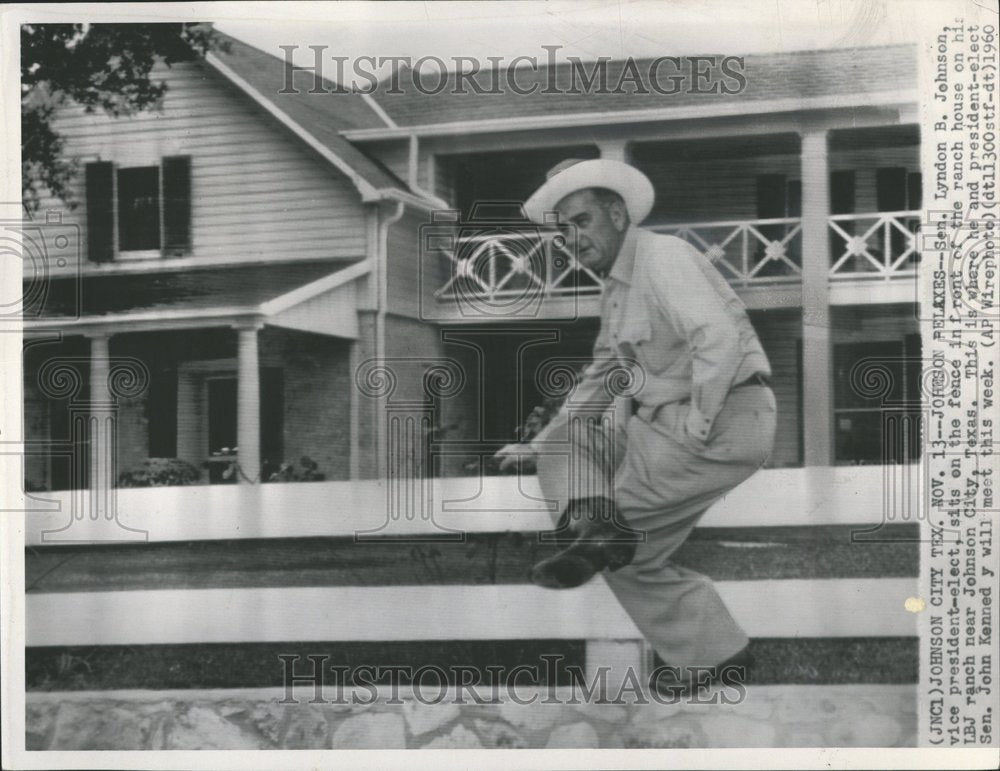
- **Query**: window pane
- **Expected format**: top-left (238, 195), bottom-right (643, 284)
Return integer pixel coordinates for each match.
top-left (117, 166), bottom-right (161, 251)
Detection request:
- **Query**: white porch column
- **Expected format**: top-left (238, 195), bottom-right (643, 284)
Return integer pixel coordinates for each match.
top-left (236, 324), bottom-right (262, 484)
top-left (598, 139), bottom-right (631, 163)
top-left (800, 130), bottom-right (833, 466)
top-left (87, 333), bottom-right (113, 517)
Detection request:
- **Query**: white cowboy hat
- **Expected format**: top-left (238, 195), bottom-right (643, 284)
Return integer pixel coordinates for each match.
top-left (523, 158), bottom-right (655, 224)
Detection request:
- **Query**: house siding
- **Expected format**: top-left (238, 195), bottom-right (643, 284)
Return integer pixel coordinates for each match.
top-left (34, 60), bottom-right (368, 270)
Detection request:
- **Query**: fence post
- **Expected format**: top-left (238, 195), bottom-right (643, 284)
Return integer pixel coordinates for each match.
top-left (584, 639), bottom-right (649, 701)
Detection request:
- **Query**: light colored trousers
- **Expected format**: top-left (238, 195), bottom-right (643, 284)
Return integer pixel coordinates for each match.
top-left (535, 385), bottom-right (777, 668)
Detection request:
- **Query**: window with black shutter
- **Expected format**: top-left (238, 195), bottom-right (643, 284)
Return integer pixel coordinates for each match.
top-left (117, 166), bottom-right (161, 251)
top-left (85, 156), bottom-right (193, 260)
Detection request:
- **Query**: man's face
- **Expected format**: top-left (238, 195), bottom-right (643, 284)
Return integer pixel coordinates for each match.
top-left (554, 189), bottom-right (629, 275)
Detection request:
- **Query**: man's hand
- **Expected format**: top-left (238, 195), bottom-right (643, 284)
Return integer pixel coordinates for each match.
top-left (494, 442), bottom-right (536, 472)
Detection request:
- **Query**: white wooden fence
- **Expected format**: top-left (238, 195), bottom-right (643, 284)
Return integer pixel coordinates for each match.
top-left (24, 465), bottom-right (919, 687)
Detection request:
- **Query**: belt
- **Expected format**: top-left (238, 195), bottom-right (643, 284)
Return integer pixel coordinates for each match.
top-left (630, 373), bottom-right (770, 416)
top-left (733, 372), bottom-right (771, 389)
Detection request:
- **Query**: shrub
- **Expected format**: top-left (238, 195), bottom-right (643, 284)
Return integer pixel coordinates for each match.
top-left (263, 455), bottom-right (326, 483)
top-left (117, 457), bottom-right (201, 487)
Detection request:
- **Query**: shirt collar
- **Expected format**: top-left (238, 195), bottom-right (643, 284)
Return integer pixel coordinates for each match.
top-left (606, 226), bottom-right (639, 285)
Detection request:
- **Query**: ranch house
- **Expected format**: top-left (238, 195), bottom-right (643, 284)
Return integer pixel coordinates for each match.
top-left (21, 35), bottom-right (922, 504)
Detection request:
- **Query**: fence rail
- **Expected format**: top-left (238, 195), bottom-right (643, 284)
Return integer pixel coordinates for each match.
top-left (23, 465), bottom-right (920, 545)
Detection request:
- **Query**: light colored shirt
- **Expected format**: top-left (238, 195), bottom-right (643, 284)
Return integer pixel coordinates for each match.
top-left (532, 225), bottom-right (771, 446)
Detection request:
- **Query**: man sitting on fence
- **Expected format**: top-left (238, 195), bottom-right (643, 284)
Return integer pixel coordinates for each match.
top-left (494, 159), bottom-right (776, 696)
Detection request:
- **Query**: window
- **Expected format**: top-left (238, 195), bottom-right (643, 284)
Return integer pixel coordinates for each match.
top-left (199, 368), bottom-right (284, 484)
top-left (85, 156), bottom-right (192, 262)
top-left (117, 166), bottom-right (161, 251)
top-left (833, 337), bottom-right (922, 464)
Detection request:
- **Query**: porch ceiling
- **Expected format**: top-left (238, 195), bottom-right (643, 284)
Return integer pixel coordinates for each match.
top-left (24, 258), bottom-right (368, 338)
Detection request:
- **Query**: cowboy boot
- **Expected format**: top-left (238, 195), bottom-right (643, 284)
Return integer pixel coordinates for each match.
top-left (530, 496), bottom-right (640, 589)
top-left (649, 647), bottom-right (754, 700)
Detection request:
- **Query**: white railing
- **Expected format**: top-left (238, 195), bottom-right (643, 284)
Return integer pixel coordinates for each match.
top-left (653, 216), bottom-right (803, 287)
top-left (436, 217), bottom-right (805, 301)
top-left (435, 212), bottom-right (922, 299)
top-left (435, 229), bottom-right (603, 302)
top-left (828, 211), bottom-right (921, 279)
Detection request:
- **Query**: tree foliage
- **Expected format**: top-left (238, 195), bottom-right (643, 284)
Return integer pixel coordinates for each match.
top-left (21, 23), bottom-right (227, 210)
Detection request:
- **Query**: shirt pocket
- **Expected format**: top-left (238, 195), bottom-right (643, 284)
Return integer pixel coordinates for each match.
top-left (618, 312), bottom-right (670, 376)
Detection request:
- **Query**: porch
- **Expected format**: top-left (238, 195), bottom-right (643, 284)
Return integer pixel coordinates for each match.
top-left (429, 124), bottom-right (921, 316)
top-left (423, 124), bottom-right (921, 467)
top-left (22, 259), bottom-right (369, 513)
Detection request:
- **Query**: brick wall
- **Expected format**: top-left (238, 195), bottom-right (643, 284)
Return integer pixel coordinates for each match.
top-left (260, 327), bottom-right (353, 481)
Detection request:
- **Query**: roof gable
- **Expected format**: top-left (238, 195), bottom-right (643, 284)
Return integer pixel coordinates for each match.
top-left (208, 32), bottom-right (409, 195)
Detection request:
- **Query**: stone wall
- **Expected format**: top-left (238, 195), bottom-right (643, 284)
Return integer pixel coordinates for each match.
top-left (26, 684), bottom-right (916, 750)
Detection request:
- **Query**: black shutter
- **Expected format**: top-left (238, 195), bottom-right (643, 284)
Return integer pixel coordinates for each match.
top-left (162, 155), bottom-right (192, 256)
top-left (830, 171), bottom-right (856, 215)
top-left (85, 161), bottom-right (115, 262)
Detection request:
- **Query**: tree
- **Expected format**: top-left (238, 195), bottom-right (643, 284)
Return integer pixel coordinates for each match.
top-left (21, 23), bottom-right (228, 210)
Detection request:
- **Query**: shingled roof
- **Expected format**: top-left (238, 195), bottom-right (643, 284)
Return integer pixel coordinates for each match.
top-left (207, 32), bottom-right (408, 194)
top-left (210, 32), bottom-right (917, 146)
top-left (364, 43), bottom-right (918, 129)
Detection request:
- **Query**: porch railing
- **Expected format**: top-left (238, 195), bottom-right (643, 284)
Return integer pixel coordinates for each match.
top-left (828, 210), bottom-right (921, 280)
top-left (652, 216), bottom-right (803, 287)
top-left (435, 229), bottom-right (603, 302)
top-left (435, 211), bottom-right (920, 301)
